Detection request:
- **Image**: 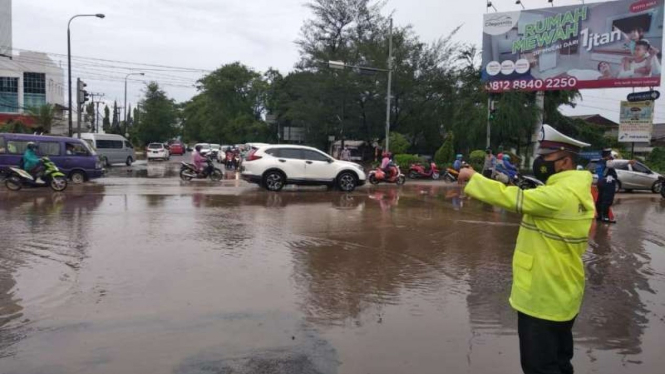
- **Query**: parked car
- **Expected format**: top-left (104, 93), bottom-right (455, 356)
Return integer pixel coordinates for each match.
top-left (0, 133), bottom-right (104, 184)
top-left (194, 143), bottom-right (211, 156)
top-left (241, 144), bottom-right (366, 192)
top-left (169, 143), bottom-right (185, 156)
top-left (210, 144), bottom-right (221, 158)
top-left (587, 159), bottom-right (663, 193)
top-left (76, 133), bottom-right (135, 167)
top-left (146, 143), bottom-right (170, 161)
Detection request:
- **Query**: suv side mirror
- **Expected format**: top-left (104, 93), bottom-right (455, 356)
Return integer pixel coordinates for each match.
top-left (327, 158), bottom-right (334, 163)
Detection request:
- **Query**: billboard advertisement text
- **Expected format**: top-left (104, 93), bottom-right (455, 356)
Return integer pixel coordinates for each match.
top-left (482, 0), bottom-right (664, 92)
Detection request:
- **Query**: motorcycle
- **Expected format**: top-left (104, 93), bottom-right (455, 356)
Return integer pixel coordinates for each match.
top-left (369, 164), bottom-right (406, 185)
top-left (224, 152), bottom-right (240, 170)
top-left (408, 162), bottom-right (440, 180)
top-left (180, 156), bottom-right (224, 182)
top-left (4, 157), bottom-right (68, 192)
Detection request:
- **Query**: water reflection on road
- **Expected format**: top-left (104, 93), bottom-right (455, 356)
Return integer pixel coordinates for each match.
top-left (0, 182), bottom-right (663, 373)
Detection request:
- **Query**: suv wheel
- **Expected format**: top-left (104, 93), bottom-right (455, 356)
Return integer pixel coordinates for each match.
top-left (652, 181), bottom-right (663, 194)
top-left (337, 172), bottom-right (357, 192)
top-left (263, 171), bottom-right (285, 192)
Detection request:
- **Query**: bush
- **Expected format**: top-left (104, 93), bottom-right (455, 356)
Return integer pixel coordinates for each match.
top-left (469, 150), bottom-right (486, 171)
top-left (394, 154), bottom-right (425, 170)
top-left (385, 132), bottom-right (410, 155)
top-left (434, 132), bottom-right (455, 166)
top-left (646, 147), bottom-right (665, 173)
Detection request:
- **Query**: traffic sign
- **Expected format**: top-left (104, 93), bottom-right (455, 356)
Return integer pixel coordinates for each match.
top-left (627, 91), bottom-right (660, 102)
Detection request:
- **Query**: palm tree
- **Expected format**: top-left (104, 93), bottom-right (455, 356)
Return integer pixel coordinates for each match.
top-left (27, 103), bottom-right (56, 133)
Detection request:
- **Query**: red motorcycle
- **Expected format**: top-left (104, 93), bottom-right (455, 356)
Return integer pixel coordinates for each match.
top-left (369, 164), bottom-right (406, 185)
top-left (408, 162), bottom-right (440, 180)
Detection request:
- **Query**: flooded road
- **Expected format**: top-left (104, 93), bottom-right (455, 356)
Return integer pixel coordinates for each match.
top-left (1, 173), bottom-right (664, 373)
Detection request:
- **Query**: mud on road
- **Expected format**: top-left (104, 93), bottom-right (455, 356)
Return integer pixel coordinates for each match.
top-left (1, 174), bottom-right (664, 374)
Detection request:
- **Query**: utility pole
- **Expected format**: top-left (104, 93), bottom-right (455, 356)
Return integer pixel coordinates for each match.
top-left (384, 17), bottom-right (393, 153)
top-left (532, 91), bottom-right (545, 166)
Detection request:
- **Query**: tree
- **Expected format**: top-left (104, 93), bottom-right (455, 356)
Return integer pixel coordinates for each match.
top-left (103, 105), bottom-right (111, 132)
top-left (435, 132), bottom-right (455, 166)
top-left (27, 103), bottom-right (56, 133)
top-left (135, 82), bottom-right (177, 144)
top-left (385, 132), bottom-right (410, 154)
top-left (111, 100), bottom-right (119, 133)
top-left (181, 63), bottom-right (270, 144)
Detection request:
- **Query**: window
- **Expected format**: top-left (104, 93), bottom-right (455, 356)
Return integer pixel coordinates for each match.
top-left (614, 162), bottom-right (630, 171)
top-left (0, 136), bottom-right (5, 153)
top-left (65, 142), bottom-right (90, 156)
top-left (124, 141), bottom-right (133, 149)
top-left (23, 73), bottom-right (46, 109)
top-left (148, 143), bottom-right (163, 149)
top-left (302, 150), bottom-right (330, 162)
top-left (38, 142), bottom-right (61, 156)
top-left (0, 77), bottom-right (19, 113)
top-left (268, 148), bottom-right (303, 159)
top-left (84, 139), bottom-right (95, 149)
top-left (6, 140), bottom-right (29, 154)
top-left (97, 140), bottom-right (123, 149)
top-left (632, 163), bottom-right (650, 173)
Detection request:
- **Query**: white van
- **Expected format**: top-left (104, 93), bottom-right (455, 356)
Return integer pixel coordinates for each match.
top-left (76, 133), bottom-right (136, 166)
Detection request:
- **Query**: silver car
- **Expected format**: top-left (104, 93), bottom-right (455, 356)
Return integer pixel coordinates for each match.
top-left (588, 160), bottom-right (663, 193)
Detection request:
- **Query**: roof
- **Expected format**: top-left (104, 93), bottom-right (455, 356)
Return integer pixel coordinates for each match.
top-left (568, 114), bottom-right (619, 129)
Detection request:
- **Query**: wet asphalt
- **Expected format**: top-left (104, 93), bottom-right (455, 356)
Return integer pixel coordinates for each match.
top-left (1, 155), bottom-right (664, 373)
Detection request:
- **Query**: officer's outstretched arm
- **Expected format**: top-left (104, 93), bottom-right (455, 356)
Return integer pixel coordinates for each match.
top-left (464, 174), bottom-right (565, 217)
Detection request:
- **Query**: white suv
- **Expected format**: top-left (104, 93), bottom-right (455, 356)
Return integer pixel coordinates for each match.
top-left (146, 143), bottom-right (170, 161)
top-left (241, 145), bottom-right (366, 192)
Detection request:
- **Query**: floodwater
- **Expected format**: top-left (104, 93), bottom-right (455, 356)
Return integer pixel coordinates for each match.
top-left (1, 175), bottom-right (664, 374)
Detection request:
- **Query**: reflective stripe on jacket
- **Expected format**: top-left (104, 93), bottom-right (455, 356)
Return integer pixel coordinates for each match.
top-left (464, 171), bottom-right (595, 321)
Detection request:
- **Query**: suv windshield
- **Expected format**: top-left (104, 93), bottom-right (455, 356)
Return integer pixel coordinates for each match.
top-left (148, 143), bottom-right (163, 149)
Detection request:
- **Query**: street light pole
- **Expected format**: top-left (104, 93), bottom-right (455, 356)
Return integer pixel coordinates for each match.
top-left (67, 13), bottom-right (105, 137)
top-left (124, 72), bottom-right (144, 136)
top-left (385, 18), bottom-right (393, 153)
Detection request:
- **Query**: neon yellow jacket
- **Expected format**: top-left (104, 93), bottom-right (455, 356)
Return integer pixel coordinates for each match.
top-left (464, 171), bottom-right (595, 321)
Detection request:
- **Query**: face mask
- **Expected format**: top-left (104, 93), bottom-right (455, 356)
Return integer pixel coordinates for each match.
top-left (532, 155), bottom-right (566, 183)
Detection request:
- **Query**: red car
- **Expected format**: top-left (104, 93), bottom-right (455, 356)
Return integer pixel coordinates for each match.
top-left (169, 143), bottom-right (185, 156)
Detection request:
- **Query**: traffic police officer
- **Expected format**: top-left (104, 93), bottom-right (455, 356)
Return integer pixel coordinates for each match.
top-left (458, 125), bottom-right (595, 374)
top-left (595, 148), bottom-right (618, 224)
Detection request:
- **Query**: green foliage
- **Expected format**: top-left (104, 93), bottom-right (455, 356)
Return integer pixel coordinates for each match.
top-left (646, 147), bottom-right (665, 173)
top-left (394, 154), bottom-right (424, 169)
top-left (103, 105), bottom-right (110, 132)
top-left (182, 62), bottom-right (270, 144)
top-left (435, 132), bottom-right (455, 166)
top-left (469, 150), bottom-right (486, 171)
top-left (387, 132), bottom-right (410, 155)
top-left (134, 82), bottom-right (178, 144)
top-left (26, 103), bottom-right (56, 133)
top-left (0, 119), bottom-right (30, 133)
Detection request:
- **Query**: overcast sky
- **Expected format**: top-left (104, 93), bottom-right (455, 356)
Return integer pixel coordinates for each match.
top-left (11, 0), bottom-right (665, 123)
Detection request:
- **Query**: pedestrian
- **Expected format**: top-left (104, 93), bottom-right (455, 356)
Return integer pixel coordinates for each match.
top-left (340, 146), bottom-right (351, 161)
top-left (482, 148), bottom-right (496, 178)
top-left (458, 124), bottom-right (594, 374)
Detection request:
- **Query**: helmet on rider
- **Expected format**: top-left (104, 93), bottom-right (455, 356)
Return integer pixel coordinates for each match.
top-left (503, 155), bottom-right (511, 162)
top-left (195, 145), bottom-right (202, 152)
top-left (456, 154), bottom-right (463, 160)
top-left (497, 153), bottom-right (504, 160)
top-left (27, 142), bottom-right (37, 150)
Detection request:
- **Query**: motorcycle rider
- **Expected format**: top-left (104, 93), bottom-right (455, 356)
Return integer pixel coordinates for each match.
top-left (453, 154), bottom-right (464, 172)
top-left (502, 155), bottom-right (518, 180)
top-left (193, 145), bottom-right (206, 174)
top-left (22, 142), bottom-right (45, 184)
top-left (380, 152), bottom-right (394, 179)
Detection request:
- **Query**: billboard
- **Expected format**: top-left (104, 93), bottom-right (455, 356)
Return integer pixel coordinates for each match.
top-left (0, 0), bottom-right (10, 58)
top-left (482, 0), bottom-right (664, 92)
top-left (618, 100), bottom-right (654, 142)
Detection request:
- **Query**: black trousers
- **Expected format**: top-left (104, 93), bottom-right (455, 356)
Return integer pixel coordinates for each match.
top-left (518, 312), bottom-right (576, 374)
top-left (596, 183), bottom-right (616, 220)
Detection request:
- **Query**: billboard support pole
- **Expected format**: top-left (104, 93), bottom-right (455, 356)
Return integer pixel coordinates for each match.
top-left (532, 91), bottom-right (545, 166)
top-left (631, 142), bottom-right (635, 159)
top-left (486, 98), bottom-right (491, 149)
